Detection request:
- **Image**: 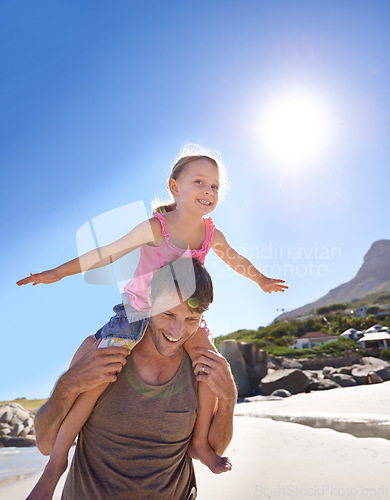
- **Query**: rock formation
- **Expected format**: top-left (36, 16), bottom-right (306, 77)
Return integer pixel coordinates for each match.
top-left (221, 339), bottom-right (390, 398)
top-left (220, 340), bottom-right (268, 397)
top-left (0, 403), bottom-right (36, 447)
top-left (259, 369), bottom-right (311, 395)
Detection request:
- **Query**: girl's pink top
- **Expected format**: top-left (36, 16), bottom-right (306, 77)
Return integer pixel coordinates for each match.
top-left (123, 213), bottom-right (215, 311)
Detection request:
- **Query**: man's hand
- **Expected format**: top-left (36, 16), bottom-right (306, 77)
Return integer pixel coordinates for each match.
top-left (192, 347), bottom-right (237, 405)
top-left (66, 337), bottom-right (131, 393)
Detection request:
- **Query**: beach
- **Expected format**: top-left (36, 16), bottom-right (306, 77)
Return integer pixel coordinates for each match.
top-left (1, 382), bottom-right (389, 499)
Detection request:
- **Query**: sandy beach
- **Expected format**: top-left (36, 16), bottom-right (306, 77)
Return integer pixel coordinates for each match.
top-left (1, 382), bottom-right (389, 500)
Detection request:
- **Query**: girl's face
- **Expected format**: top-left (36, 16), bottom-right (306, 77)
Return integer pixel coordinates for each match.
top-left (170, 158), bottom-right (220, 215)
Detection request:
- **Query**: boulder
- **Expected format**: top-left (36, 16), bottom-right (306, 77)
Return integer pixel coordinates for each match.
top-left (0, 435), bottom-right (36, 447)
top-left (10, 423), bottom-right (24, 437)
top-left (220, 340), bottom-right (251, 397)
top-left (330, 373), bottom-right (358, 387)
top-left (375, 368), bottom-right (390, 381)
top-left (360, 357), bottom-right (390, 381)
top-left (367, 372), bottom-right (384, 384)
top-left (324, 367), bottom-right (340, 379)
top-left (0, 425), bottom-right (11, 436)
top-left (270, 389), bottom-right (292, 398)
top-left (20, 417), bottom-right (34, 437)
top-left (281, 359), bottom-right (303, 370)
top-left (352, 365), bottom-right (387, 385)
top-left (237, 342), bottom-right (268, 390)
top-left (244, 395), bottom-right (284, 402)
top-left (322, 366), bottom-right (333, 377)
top-left (267, 361), bottom-right (280, 370)
top-left (361, 357), bottom-right (390, 368)
top-left (10, 408), bottom-right (30, 426)
top-left (299, 352), bottom-right (362, 370)
top-left (0, 404), bottom-right (36, 446)
top-left (259, 369), bottom-right (311, 395)
top-left (339, 366), bottom-right (353, 375)
top-left (0, 406), bottom-right (13, 424)
top-left (307, 379), bottom-right (341, 391)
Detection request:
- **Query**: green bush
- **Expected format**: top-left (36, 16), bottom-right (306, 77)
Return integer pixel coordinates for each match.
top-left (379, 348), bottom-right (390, 361)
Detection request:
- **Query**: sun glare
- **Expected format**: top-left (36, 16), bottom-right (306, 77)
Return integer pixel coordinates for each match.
top-left (259, 90), bottom-right (333, 167)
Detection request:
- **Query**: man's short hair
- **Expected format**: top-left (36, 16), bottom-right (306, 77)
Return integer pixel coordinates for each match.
top-left (150, 258), bottom-right (213, 313)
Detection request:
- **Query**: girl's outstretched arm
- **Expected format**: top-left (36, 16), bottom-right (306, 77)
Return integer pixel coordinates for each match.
top-left (16, 217), bottom-right (160, 286)
top-left (211, 228), bottom-right (288, 293)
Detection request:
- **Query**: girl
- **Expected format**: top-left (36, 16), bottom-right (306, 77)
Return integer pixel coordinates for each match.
top-left (17, 144), bottom-right (288, 499)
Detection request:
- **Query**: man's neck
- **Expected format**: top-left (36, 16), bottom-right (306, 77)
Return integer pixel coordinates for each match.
top-left (132, 329), bottom-right (184, 386)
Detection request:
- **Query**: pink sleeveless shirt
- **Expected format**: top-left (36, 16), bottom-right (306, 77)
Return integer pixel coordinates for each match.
top-left (123, 213), bottom-right (215, 311)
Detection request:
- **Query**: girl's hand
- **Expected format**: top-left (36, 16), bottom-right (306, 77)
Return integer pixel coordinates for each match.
top-left (259, 276), bottom-right (288, 294)
top-left (16, 270), bottom-right (62, 286)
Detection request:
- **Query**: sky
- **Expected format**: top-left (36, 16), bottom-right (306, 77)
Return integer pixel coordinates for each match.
top-left (1, 0), bottom-right (389, 400)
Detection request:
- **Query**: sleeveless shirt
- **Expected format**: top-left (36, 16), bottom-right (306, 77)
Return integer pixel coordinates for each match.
top-left (61, 352), bottom-right (198, 500)
top-left (124, 213), bottom-right (215, 311)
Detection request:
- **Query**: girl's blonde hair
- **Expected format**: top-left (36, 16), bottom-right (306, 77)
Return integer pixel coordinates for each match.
top-left (152, 144), bottom-right (228, 214)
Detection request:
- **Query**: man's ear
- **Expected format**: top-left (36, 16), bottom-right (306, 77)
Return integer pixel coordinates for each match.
top-left (168, 178), bottom-right (179, 198)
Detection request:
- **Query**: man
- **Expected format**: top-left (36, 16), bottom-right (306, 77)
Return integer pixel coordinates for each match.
top-left (34, 259), bottom-right (237, 499)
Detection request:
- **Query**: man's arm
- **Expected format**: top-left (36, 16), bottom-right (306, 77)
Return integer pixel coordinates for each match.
top-left (192, 347), bottom-right (237, 455)
top-left (35, 336), bottom-right (130, 455)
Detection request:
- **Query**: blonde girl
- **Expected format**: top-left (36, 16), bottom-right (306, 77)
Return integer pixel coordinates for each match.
top-left (17, 144), bottom-right (288, 499)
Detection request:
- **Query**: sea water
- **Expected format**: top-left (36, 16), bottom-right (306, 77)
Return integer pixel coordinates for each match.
top-left (0, 447), bottom-right (48, 486)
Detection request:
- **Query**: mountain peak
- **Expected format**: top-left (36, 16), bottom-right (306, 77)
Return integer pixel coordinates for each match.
top-left (279, 239), bottom-right (390, 321)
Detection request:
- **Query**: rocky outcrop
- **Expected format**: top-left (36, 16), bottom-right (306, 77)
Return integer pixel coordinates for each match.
top-left (259, 369), bottom-right (311, 395)
top-left (220, 340), bottom-right (268, 397)
top-left (221, 340), bottom-right (390, 398)
top-left (329, 373), bottom-right (358, 387)
top-left (297, 352), bottom-right (363, 370)
top-left (0, 404), bottom-right (36, 447)
top-left (237, 342), bottom-right (268, 392)
top-left (307, 378), bottom-right (341, 391)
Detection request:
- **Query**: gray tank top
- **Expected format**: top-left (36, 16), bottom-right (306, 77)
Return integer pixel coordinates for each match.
top-left (62, 351), bottom-right (198, 500)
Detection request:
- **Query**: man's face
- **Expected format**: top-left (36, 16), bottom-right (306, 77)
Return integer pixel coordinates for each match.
top-left (148, 294), bottom-right (203, 357)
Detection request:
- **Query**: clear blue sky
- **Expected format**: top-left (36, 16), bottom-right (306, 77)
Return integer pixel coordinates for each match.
top-left (1, 1), bottom-right (389, 400)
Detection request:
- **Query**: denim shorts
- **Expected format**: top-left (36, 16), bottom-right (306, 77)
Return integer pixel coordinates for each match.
top-left (94, 301), bottom-right (149, 344)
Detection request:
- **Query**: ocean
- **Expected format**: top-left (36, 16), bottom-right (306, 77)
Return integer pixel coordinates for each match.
top-left (0, 447), bottom-right (48, 486)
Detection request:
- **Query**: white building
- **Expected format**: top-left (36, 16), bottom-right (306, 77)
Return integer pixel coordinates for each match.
top-left (290, 331), bottom-right (337, 350)
top-left (357, 324), bottom-right (390, 355)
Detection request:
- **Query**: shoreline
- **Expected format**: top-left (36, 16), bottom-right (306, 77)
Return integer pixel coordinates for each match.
top-left (1, 382), bottom-right (390, 498)
top-left (2, 418), bottom-right (389, 500)
top-left (0, 472), bottom-right (36, 488)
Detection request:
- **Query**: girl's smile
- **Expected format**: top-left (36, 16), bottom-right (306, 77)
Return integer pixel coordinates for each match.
top-left (170, 158), bottom-right (220, 214)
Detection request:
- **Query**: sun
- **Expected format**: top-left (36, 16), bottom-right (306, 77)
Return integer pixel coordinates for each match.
top-left (259, 90), bottom-right (333, 166)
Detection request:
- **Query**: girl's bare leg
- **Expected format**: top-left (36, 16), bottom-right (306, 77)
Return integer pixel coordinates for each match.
top-left (185, 325), bottom-right (232, 474)
top-left (27, 382), bottom-right (108, 500)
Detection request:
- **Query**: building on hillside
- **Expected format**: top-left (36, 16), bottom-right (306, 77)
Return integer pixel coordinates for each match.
top-left (354, 306), bottom-right (368, 318)
top-left (340, 328), bottom-right (363, 341)
top-left (289, 331), bottom-right (337, 350)
top-left (365, 324), bottom-right (389, 334)
top-left (358, 331), bottom-right (390, 356)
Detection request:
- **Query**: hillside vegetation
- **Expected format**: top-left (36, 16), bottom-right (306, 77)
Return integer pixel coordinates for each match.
top-left (215, 307), bottom-right (390, 359)
top-left (0, 398), bottom-right (47, 412)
